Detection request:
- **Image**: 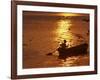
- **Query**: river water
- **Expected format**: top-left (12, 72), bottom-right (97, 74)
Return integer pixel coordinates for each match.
top-left (23, 12), bottom-right (89, 68)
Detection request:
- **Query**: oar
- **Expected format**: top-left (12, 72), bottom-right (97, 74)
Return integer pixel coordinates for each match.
top-left (46, 50), bottom-right (57, 56)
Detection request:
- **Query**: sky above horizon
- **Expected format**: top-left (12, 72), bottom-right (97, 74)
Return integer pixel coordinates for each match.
top-left (23, 11), bottom-right (89, 17)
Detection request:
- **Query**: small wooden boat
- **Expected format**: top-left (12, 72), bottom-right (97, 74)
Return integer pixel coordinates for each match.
top-left (57, 43), bottom-right (88, 60)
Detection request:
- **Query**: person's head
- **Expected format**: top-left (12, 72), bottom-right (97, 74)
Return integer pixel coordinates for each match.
top-left (64, 40), bottom-right (66, 43)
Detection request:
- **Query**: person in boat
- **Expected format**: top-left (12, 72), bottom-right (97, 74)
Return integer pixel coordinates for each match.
top-left (58, 40), bottom-right (68, 52)
top-left (57, 40), bottom-right (68, 60)
top-left (60, 40), bottom-right (68, 49)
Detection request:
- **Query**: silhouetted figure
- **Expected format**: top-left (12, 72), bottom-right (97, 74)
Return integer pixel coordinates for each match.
top-left (60, 40), bottom-right (68, 49)
top-left (57, 40), bottom-right (68, 61)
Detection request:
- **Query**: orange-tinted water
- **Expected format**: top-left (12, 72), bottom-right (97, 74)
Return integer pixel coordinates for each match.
top-left (23, 12), bottom-right (89, 68)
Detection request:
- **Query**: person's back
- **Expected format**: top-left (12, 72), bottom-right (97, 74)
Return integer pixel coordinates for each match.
top-left (57, 40), bottom-right (68, 53)
top-left (61, 40), bottom-right (68, 49)
top-left (57, 40), bottom-right (68, 60)
top-left (60, 43), bottom-right (66, 49)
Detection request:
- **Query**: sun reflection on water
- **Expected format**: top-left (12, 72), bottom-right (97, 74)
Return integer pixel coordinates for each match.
top-left (55, 19), bottom-right (74, 46)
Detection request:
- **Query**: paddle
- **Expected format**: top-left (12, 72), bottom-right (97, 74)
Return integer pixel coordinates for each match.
top-left (46, 50), bottom-right (57, 56)
top-left (46, 40), bottom-right (71, 56)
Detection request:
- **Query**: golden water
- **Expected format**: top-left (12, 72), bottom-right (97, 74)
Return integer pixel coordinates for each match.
top-left (23, 16), bottom-right (89, 68)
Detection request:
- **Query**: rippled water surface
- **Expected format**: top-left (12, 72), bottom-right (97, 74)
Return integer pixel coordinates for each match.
top-left (23, 12), bottom-right (89, 68)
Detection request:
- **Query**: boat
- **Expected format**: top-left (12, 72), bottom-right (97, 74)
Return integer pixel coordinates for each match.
top-left (57, 43), bottom-right (88, 60)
